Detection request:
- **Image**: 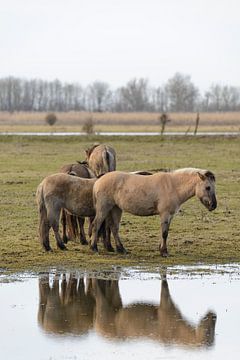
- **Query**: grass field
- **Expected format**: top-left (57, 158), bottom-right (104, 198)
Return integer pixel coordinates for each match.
top-left (0, 135), bottom-right (240, 274)
top-left (0, 111), bottom-right (240, 133)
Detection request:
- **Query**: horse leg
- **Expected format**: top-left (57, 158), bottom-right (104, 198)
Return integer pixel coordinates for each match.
top-left (49, 207), bottom-right (67, 250)
top-left (104, 221), bottom-right (114, 252)
top-left (91, 208), bottom-right (111, 253)
top-left (108, 207), bottom-right (126, 254)
top-left (39, 206), bottom-right (52, 251)
top-left (88, 217), bottom-right (94, 238)
top-left (78, 217), bottom-right (88, 245)
top-left (66, 214), bottom-right (79, 241)
top-left (159, 214), bottom-right (172, 257)
top-left (99, 218), bottom-right (114, 252)
top-left (61, 209), bottom-right (68, 244)
top-left (53, 224), bottom-right (67, 250)
top-left (91, 214), bottom-right (106, 252)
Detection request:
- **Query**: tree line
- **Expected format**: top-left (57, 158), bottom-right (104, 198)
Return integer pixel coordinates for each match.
top-left (0, 73), bottom-right (240, 112)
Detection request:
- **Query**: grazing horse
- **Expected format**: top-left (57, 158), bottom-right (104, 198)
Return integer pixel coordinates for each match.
top-left (85, 144), bottom-right (116, 176)
top-left (59, 162), bottom-right (95, 245)
top-left (36, 173), bottom-right (100, 251)
top-left (91, 168), bottom-right (217, 256)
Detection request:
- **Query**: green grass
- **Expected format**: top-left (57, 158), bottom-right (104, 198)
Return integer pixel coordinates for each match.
top-left (0, 135), bottom-right (239, 274)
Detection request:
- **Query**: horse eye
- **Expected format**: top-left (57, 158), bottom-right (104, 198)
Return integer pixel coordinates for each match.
top-left (205, 186), bottom-right (211, 191)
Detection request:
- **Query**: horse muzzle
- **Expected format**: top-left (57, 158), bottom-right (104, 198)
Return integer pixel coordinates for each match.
top-left (201, 196), bottom-right (217, 211)
top-left (207, 196), bottom-right (217, 211)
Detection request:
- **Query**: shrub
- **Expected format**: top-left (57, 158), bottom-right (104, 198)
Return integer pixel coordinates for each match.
top-left (82, 115), bottom-right (95, 134)
top-left (45, 113), bottom-right (57, 126)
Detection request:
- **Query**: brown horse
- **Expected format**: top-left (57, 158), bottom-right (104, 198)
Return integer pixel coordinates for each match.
top-left (59, 162), bottom-right (95, 245)
top-left (38, 273), bottom-right (216, 347)
top-left (91, 168), bottom-right (217, 256)
top-left (36, 173), bottom-right (99, 251)
top-left (85, 144), bottom-right (116, 176)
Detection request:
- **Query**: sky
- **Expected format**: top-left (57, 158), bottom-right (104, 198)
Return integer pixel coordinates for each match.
top-left (1, 0), bottom-right (240, 92)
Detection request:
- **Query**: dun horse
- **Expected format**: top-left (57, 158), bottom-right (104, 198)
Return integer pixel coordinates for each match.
top-left (36, 173), bottom-right (113, 251)
top-left (91, 168), bottom-right (217, 256)
top-left (59, 162), bottom-right (95, 245)
top-left (85, 144), bottom-right (116, 176)
top-left (85, 143), bottom-right (116, 244)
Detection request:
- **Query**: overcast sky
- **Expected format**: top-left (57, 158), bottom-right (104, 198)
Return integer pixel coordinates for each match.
top-left (1, 0), bottom-right (240, 91)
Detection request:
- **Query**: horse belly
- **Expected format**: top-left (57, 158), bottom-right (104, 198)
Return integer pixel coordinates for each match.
top-left (117, 195), bottom-right (158, 216)
top-left (65, 197), bottom-right (95, 218)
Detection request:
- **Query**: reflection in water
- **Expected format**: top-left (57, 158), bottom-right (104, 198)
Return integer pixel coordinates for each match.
top-left (38, 273), bottom-right (216, 347)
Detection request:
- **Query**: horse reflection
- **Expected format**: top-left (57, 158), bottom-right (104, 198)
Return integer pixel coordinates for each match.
top-left (38, 274), bottom-right (216, 347)
top-left (38, 274), bottom-right (95, 335)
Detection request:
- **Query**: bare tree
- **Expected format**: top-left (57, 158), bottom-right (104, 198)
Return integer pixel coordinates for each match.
top-left (119, 78), bottom-right (151, 111)
top-left (158, 112), bottom-right (170, 135)
top-left (87, 81), bottom-right (111, 112)
top-left (165, 73), bottom-right (199, 112)
top-left (194, 112), bottom-right (200, 135)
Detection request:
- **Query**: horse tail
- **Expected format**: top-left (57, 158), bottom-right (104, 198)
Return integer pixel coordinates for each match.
top-left (36, 183), bottom-right (50, 250)
top-left (102, 149), bottom-right (115, 173)
top-left (66, 213), bottom-right (79, 241)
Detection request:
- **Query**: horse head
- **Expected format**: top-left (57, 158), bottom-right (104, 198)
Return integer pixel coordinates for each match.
top-left (196, 171), bottom-right (217, 211)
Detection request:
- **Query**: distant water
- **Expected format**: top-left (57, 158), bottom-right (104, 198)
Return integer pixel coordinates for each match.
top-left (0, 131), bottom-right (239, 136)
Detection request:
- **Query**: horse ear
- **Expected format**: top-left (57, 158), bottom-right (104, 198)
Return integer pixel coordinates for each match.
top-left (197, 172), bottom-right (206, 181)
top-left (205, 171), bottom-right (216, 182)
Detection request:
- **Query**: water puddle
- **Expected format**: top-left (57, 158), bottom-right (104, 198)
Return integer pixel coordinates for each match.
top-left (1, 266), bottom-right (239, 360)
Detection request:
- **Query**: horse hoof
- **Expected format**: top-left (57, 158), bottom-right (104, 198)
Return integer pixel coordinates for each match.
top-left (161, 251), bottom-right (169, 257)
top-left (90, 244), bottom-right (98, 253)
top-left (44, 246), bottom-right (53, 252)
top-left (116, 246), bottom-right (127, 254)
top-left (63, 235), bottom-right (69, 244)
top-left (107, 246), bottom-right (115, 252)
top-left (80, 239), bottom-right (88, 245)
top-left (58, 243), bottom-right (67, 251)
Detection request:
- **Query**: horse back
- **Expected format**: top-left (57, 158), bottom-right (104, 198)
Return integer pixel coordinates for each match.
top-left (41, 173), bottom-right (96, 216)
top-left (87, 144), bottom-right (116, 176)
top-left (60, 163), bottom-right (93, 178)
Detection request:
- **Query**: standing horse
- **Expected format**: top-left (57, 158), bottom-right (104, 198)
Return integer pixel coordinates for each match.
top-left (85, 143), bottom-right (116, 245)
top-left (36, 173), bottom-right (98, 251)
top-left (91, 168), bottom-right (217, 256)
top-left (59, 162), bottom-right (95, 245)
top-left (85, 144), bottom-right (116, 176)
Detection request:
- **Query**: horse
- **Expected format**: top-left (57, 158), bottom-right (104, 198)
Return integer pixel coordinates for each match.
top-left (85, 143), bottom-right (117, 245)
top-left (85, 143), bottom-right (116, 176)
top-left (36, 173), bottom-right (113, 251)
top-left (91, 168), bottom-right (217, 256)
top-left (38, 272), bottom-right (216, 347)
top-left (59, 162), bottom-right (95, 245)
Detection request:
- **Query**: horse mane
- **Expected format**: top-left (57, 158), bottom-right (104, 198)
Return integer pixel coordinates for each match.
top-left (85, 143), bottom-right (100, 157)
top-left (76, 160), bottom-right (89, 167)
top-left (173, 168), bottom-right (216, 181)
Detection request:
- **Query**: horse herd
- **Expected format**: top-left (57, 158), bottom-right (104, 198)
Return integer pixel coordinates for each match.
top-left (36, 143), bottom-right (217, 257)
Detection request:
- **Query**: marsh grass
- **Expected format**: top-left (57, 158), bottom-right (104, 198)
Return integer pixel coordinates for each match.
top-left (0, 135), bottom-right (240, 274)
top-left (0, 111), bottom-right (239, 133)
